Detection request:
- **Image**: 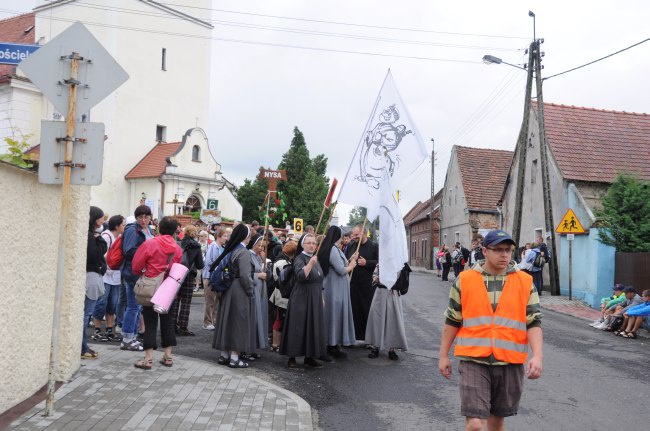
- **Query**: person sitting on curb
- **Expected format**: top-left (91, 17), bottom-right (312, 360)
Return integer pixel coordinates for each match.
top-left (616, 289), bottom-right (650, 339)
top-left (594, 286), bottom-right (643, 330)
top-left (590, 284), bottom-right (626, 327)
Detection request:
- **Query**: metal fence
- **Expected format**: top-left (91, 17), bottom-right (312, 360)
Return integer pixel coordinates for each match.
top-left (615, 252), bottom-right (650, 293)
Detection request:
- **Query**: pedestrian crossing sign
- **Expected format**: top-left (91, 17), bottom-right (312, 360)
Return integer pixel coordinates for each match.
top-left (556, 208), bottom-right (586, 234)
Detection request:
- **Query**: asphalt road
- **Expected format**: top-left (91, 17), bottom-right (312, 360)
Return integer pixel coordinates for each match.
top-left (99, 273), bottom-right (649, 430)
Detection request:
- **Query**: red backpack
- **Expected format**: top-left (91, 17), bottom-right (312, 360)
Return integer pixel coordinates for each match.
top-left (106, 234), bottom-right (124, 270)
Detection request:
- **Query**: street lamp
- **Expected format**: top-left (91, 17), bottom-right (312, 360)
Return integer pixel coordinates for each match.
top-left (482, 54), bottom-right (525, 70)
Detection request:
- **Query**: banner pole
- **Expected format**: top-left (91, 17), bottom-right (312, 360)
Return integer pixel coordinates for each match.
top-left (315, 201), bottom-right (338, 256)
top-left (348, 216), bottom-right (368, 280)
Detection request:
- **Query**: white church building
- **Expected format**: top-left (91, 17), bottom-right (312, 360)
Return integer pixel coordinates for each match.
top-left (1, 0), bottom-right (242, 221)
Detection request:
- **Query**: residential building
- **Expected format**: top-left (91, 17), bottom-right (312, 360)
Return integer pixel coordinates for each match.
top-left (403, 190), bottom-right (442, 270)
top-left (500, 101), bottom-right (650, 306)
top-left (439, 145), bottom-right (513, 248)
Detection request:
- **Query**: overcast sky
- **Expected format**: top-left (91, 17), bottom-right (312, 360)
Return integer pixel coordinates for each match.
top-left (2, 1), bottom-right (649, 222)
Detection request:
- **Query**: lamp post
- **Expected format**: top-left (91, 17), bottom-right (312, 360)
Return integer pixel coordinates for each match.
top-left (482, 54), bottom-right (526, 70)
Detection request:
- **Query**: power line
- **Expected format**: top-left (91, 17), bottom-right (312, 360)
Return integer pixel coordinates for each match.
top-left (445, 68), bottom-right (520, 145)
top-left (544, 38), bottom-right (650, 81)
top-left (20, 13), bottom-right (482, 64)
top-left (52, 1), bottom-right (521, 52)
top-left (156, 1), bottom-right (530, 40)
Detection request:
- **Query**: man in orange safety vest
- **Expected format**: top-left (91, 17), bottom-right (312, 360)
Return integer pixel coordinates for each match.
top-left (438, 229), bottom-right (543, 431)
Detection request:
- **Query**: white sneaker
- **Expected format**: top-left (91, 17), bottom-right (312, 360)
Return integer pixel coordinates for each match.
top-left (203, 324), bottom-right (215, 330)
top-left (589, 319), bottom-right (603, 327)
top-left (594, 322), bottom-right (608, 330)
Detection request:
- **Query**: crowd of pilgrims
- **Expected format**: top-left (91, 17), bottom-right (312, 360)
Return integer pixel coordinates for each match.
top-left (84, 205), bottom-right (408, 370)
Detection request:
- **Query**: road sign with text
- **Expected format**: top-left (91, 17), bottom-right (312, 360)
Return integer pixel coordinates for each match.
top-left (0, 42), bottom-right (40, 65)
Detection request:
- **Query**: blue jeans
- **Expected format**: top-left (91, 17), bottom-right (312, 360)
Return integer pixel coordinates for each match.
top-left (93, 282), bottom-right (121, 319)
top-left (122, 279), bottom-right (141, 340)
top-left (82, 296), bottom-right (98, 353)
top-left (116, 283), bottom-right (127, 327)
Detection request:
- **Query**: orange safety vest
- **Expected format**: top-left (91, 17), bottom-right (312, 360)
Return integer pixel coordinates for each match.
top-left (454, 270), bottom-right (532, 364)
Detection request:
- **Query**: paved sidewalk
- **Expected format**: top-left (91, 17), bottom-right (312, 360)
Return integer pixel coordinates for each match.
top-left (9, 345), bottom-right (312, 431)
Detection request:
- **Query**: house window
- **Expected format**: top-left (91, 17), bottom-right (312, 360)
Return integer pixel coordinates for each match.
top-left (531, 159), bottom-right (538, 184)
top-left (455, 186), bottom-right (458, 205)
top-left (448, 189), bottom-right (452, 206)
top-left (443, 233), bottom-right (447, 244)
top-left (455, 231), bottom-right (460, 244)
top-left (162, 48), bottom-right (167, 71)
top-left (192, 145), bottom-right (201, 162)
top-left (422, 238), bottom-right (428, 260)
top-left (156, 125), bottom-right (166, 142)
top-left (534, 228), bottom-right (543, 243)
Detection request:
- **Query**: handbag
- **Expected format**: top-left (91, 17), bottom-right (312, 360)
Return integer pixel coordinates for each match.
top-left (134, 253), bottom-right (174, 306)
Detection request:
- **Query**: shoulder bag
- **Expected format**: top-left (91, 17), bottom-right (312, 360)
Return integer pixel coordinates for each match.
top-left (134, 253), bottom-right (174, 306)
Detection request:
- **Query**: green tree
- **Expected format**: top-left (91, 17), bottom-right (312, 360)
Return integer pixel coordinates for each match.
top-left (235, 175), bottom-right (267, 223)
top-left (277, 127), bottom-right (330, 227)
top-left (237, 127), bottom-right (331, 228)
top-left (595, 173), bottom-right (650, 252)
top-left (348, 206), bottom-right (367, 226)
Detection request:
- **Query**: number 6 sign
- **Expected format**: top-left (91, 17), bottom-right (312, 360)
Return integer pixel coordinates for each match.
top-left (293, 218), bottom-right (303, 235)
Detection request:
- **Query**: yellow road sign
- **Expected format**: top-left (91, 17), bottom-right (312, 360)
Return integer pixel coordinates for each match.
top-left (293, 218), bottom-right (303, 235)
top-left (556, 208), bottom-right (586, 234)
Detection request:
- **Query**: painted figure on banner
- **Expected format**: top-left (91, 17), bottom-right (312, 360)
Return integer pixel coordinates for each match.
top-left (357, 104), bottom-right (413, 190)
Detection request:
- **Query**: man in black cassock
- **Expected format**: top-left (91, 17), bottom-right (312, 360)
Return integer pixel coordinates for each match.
top-left (345, 224), bottom-right (379, 342)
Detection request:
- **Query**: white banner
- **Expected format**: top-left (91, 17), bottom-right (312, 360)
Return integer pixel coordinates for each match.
top-left (378, 171), bottom-right (409, 289)
top-left (338, 70), bottom-right (428, 221)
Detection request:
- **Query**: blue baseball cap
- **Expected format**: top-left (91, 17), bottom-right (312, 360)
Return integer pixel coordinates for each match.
top-left (612, 284), bottom-right (625, 291)
top-left (482, 230), bottom-right (516, 248)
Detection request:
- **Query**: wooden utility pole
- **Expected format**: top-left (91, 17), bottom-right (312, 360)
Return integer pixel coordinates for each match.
top-left (511, 43), bottom-right (536, 247)
top-left (429, 141), bottom-right (436, 269)
top-left (533, 39), bottom-right (560, 295)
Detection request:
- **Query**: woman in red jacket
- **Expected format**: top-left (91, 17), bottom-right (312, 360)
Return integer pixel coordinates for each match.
top-left (131, 216), bottom-right (183, 370)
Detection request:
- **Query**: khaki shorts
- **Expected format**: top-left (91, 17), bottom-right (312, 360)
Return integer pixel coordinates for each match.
top-left (459, 360), bottom-right (524, 419)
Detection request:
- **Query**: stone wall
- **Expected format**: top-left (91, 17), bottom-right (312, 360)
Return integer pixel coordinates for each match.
top-left (0, 162), bottom-right (89, 413)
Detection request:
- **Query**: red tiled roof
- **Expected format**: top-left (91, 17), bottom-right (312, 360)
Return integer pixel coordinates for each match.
top-left (403, 189), bottom-right (443, 225)
top-left (456, 145), bottom-right (513, 211)
top-left (125, 142), bottom-right (182, 179)
top-left (0, 12), bottom-right (35, 76)
top-left (534, 101), bottom-right (650, 183)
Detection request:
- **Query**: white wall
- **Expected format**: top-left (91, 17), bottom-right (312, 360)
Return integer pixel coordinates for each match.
top-left (30, 0), bottom-right (212, 216)
top-left (0, 162), bottom-right (89, 414)
top-left (0, 79), bottom-right (42, 152)
top-left (439, 147), bottom-right (471, 246)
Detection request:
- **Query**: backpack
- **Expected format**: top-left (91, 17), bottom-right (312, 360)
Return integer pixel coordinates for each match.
top-left (106, 235), bottom-right (124, 270)
top-left (210, 252), bottom-right (235, 293)
top-left (533, 250), bottom-right (545, 269)
top-left (392, 263), bottom-right (412, 295)
top-left (278, 261), bottom-right (295, 298)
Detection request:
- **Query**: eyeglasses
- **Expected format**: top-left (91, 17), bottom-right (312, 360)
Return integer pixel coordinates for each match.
top-left (486, 247), bottom-right (512, 255)
top-left (136, 215), bottom-right (151, 220)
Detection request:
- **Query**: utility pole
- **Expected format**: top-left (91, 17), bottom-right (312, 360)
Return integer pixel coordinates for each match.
top-left (511, 43), bottom-right (536, 247)
top-left (430, 140), bottom-right (435, 269)
top-left (533, 39), bottom-right (560, 295)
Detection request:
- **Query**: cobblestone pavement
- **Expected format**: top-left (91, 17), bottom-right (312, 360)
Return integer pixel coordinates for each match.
top-left (9, 344), bottom-right (312, 431)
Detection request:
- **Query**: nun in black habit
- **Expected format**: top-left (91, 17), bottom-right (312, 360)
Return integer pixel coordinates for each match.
top-left (279, 233), bottom-right (328, 369)
top-left (211, 224), bottom-right (254, 368)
